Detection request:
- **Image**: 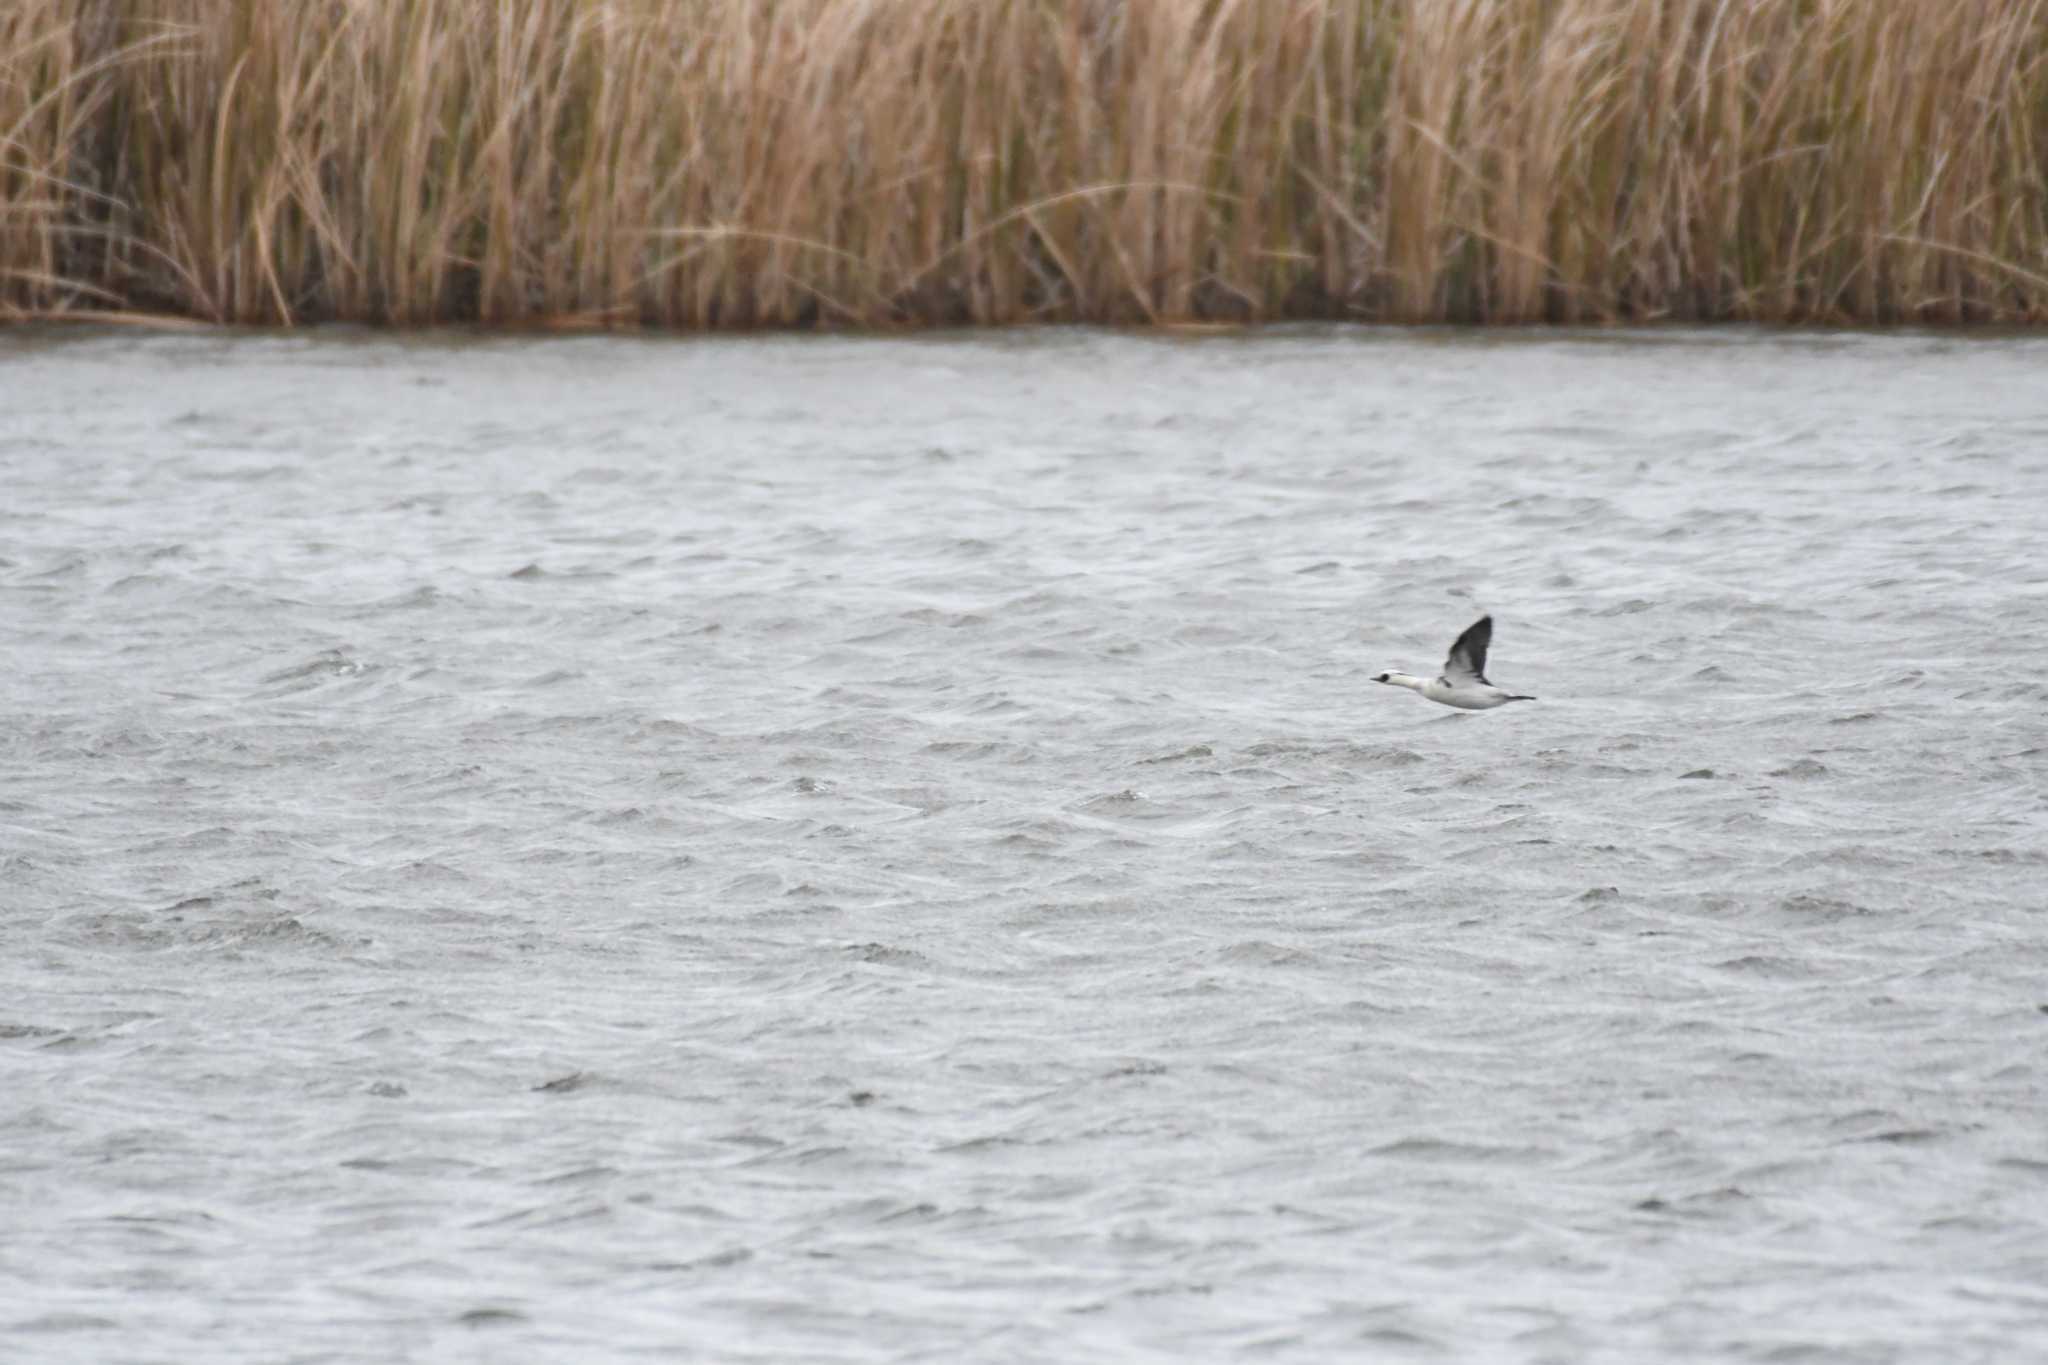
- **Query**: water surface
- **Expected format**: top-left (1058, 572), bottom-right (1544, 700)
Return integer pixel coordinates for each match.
top-left (4, 325), bottom-right (2047, 1362)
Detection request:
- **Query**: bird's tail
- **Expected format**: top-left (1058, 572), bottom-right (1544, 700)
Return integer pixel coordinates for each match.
top-left (1506, 694), bottom-right (1537, 702)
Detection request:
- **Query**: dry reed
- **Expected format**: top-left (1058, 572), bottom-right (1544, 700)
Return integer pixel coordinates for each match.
top-left (4, 0), bottom-right (2047, 327)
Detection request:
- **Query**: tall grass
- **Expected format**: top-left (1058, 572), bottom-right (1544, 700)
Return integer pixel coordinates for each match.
top-left (1, 1), bottom-right (117, 316)
top-left (5, 0), bottom-right (2047, 327)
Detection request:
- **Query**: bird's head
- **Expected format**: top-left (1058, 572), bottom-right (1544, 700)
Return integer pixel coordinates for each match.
top-left (1371, 672), bottom-right (1393, 684)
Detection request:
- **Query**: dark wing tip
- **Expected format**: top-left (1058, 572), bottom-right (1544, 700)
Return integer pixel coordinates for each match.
top-left (1453, 615), bottom-right (1493, 650)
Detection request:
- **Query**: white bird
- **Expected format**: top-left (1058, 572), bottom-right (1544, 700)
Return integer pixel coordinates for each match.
top-left (1372, 615), bottom-right (1536, 711)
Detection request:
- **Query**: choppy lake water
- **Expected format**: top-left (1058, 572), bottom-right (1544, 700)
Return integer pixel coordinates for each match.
top-left (4, 325), bottom-right (2048, 1363)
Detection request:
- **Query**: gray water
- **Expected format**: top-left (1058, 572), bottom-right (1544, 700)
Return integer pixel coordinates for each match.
top-left (4, 325), bottom-right (2047, 1364)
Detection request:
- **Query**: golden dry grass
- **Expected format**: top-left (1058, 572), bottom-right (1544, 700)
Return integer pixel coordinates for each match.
top-left (5, 0), bottom-right (2047, 327)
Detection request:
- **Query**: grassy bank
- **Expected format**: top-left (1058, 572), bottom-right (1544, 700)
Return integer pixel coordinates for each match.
top-left (5, 0), bottom-right (2047, 328)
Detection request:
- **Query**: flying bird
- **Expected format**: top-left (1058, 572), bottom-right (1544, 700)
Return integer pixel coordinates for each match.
top-left (1372, 615), bottom-right (1536, 711)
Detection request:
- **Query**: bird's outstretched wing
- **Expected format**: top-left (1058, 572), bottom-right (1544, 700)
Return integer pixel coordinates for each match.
top-left (1442, 615), bottom-right (1493, 686)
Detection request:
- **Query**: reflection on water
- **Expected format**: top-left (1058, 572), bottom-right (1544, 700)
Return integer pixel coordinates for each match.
top-left (4, 326), bottom-right (2047, 1360)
